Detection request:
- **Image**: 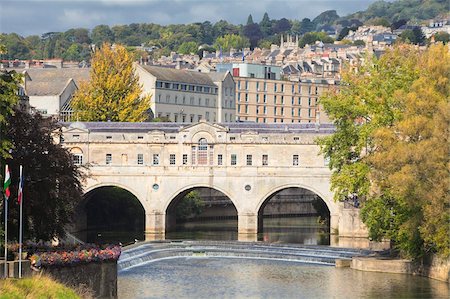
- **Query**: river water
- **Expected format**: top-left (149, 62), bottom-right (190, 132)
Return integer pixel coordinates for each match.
top-left (118, 257), bottom-right (449, 299)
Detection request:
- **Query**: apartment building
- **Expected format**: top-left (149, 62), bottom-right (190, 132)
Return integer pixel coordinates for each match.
top-left (217, 63), bottom-right (334, 123)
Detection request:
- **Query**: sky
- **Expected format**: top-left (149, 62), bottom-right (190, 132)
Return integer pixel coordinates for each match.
top-left (0, 0), bottom-right (379, 37)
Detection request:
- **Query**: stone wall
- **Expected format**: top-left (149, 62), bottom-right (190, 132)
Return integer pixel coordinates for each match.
top-left (338, 207), bottom-right (368, 238)
top-left (39, 261), bottom-right (117, 298)
top-left (352, 255), bottom-right (450, 283)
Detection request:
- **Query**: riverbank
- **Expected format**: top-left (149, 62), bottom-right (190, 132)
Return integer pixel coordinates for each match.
top-left (351, 255), bottom-right (450, 283)
top-left (0, 275), bottom-right (86, 298)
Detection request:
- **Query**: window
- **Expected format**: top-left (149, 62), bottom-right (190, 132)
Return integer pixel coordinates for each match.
top-left (245, 93), bottom-right (248, 102)
top-left (281, 84), bottom-right (284, 92)
top-left (294, 137), bottom-right (300, 141)
top-left (72, 134), bottom-right (80, 140)
top-left (256, 94), bottom-right (259, 103)
top-left (106, 136), bottom-right (112, 139)
top-left (231, 154), bottom-right (237, 166)
top-left (256, 82), bottom-right (259, 90)
top-left (183, 154), bottom-right (188, 165)
top-left (245, 105), bottom-right (248, 114)
top-left (324, 157), bottom-right (330, 166)
top-left (274, 83), bottom-right (277, 92)
top-left (198, 138), bottom-right (208, 165)
top-left (264, 82), bottom-right (267, 91)
top-left (262, 154), bottom-right (268, 166)
top-left (281, 96), bottom-right (284, 104)
top-left (138, 154), bottom-right (144, 165)
top-left (246, 155), bottom-right (252, 166)
top-left (293, 155), bottom-right (299, 166)
top-left (230, 136), bottom-right (236, 141)
top-left (73, 154), bottom-right (83, 165)
top-left (238, 93), bottom-right (241, 102)
top-left (263, 106), bottom-right (267, 114)
top-left (153, 154), bottom-right (160, 165)
top-left (245, 81), bottom-right (248, 90)
top-left (263, 94), bottom-right (267, 103)
top-left (205, 112), bottom-right (210, 121)
top-left (138, 136), bottom-right (144, 139)
top-left (191, 146), bottom-right (197, 164)
top-left (218, 154), bottom-right (223, 165)
top-left (170, 154), bottom-right (176, 165)
top-left (106, 154), bottom-right (112, 165)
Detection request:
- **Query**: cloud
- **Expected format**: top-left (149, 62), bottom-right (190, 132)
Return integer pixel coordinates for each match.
top-left (0, 0), bottom-right (377, 36)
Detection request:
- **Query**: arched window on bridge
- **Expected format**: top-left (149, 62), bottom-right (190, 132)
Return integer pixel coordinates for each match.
top-left (71, 147), bottom-right (83, 165)
top-left (192, 138), bottom-right (214, 165)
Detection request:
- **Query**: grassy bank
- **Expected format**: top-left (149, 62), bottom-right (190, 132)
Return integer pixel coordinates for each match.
top-left (0, 275), bottom-right (84, 299)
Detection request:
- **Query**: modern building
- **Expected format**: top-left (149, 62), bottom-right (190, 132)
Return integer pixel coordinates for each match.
top-left (136, 64), bottom-right (236, 123)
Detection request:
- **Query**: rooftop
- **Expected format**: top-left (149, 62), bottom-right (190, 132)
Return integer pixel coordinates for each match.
top-left (63, 122), bottom-right (335, 134)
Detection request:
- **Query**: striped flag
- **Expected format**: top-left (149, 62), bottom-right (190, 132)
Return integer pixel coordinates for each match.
top-left (18, 166), bottom-right (23, 204)
top-left (4, 165), bottom-right (11, 200)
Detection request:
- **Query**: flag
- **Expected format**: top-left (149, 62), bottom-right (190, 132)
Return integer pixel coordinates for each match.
top-left (3, 165), bottom-right (10, 200)
top-left (18, 166), bottom-right (23, 204)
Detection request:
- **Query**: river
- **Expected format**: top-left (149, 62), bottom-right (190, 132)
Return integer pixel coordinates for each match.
top-left (118, 257), bottom-right (449, 298)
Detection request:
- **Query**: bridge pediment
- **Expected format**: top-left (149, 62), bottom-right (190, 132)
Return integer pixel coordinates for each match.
top-left (179, 121), bottom-right (229, 143)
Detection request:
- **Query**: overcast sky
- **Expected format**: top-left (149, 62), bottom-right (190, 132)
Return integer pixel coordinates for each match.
top-left (0, 0), bottom-right (378, 37)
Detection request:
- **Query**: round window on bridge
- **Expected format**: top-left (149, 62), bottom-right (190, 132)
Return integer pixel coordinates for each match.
top-left (152, 184), bottom-right (159, 191)
top-left (245, 185), bottom-right (251, 191)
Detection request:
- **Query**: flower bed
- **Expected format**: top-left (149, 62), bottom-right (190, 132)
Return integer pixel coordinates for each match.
top-left (30, 245), bottom-right (121, 267)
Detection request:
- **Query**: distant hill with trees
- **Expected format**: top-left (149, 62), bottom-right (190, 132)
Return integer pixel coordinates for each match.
top-left (0, 0), bottom-right (447, 60)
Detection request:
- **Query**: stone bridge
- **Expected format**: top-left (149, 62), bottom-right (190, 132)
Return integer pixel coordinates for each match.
top-left (61, 121), bottom-right (366, 241)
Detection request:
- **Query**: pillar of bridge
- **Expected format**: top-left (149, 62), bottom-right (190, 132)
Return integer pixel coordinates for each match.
top-left (331, 213), bottom-right (339, 235)
top-left (238, 212), bottom-right (258, 242)
top-left (145, 211), bottom-right (165, 241)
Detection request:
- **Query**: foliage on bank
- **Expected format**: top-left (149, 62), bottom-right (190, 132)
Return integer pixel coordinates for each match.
top-left (318, 44), bottom-right (450, 258)
top-left (0, 275), bottom-right (81, 299)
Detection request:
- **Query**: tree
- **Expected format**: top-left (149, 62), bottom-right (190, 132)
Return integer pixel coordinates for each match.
top-left (399, 27), bottom-right (425, 45)
top-left (246, 14), bottom-right (254, 25)
top-left (177, 41), bottom-right (198, 54)
top-left (0, 69), bottom-right (21, 157)
top-left (259, 12), bottom-right (272, 37)
top-left (318, 44), bottom-right (450, 258)
top-left (299, 18), bottom-right (314, 34)
top-left (432, 32), bottom-right (450, 44)
top-left (273, 18), bottom-right (291, 34)
top-left (4, 108), bottom-right (84, 241)
top-left (71, 43), bottom-right (151, 122)
top-left (243, 22), bottom-right (263, 49)
top-left (175, 191), bottom-right (205, 221)
top-left (214, 34), bottom-right (250, 51)
top-left (91, 25), bottom-right (115, 46)
top-left (299, 32), bottom-right (334, 47)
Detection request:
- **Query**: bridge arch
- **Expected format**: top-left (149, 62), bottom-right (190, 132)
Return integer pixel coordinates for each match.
top-left (163, 184), bottom-right (238, 212)
top-left (73, 182), bottom-right (147, 243)
top-left (255, 183), bottom-right (338, 243)
top-left (164, 184), bottom-right (239, 240)
top-left (256, 183), bottom-right (336, 216)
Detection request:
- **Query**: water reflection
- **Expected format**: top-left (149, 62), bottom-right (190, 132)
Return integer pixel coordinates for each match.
top-left (166, 216), bottom-right (329, 245)
top-left (119, 257), bottom-right (449, 299)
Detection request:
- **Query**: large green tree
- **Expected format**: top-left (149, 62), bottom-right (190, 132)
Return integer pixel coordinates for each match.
top-left (71, 43), bottom-right (151, 122)
top-left (318, 44), bottom-right (450, 258)
top-left (4, 109), bottom-right (84, 241)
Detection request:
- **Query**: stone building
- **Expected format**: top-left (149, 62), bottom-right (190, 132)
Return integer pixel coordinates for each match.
top-left (217, 63), bottom-right (334, 123)
top-left (136, 64), bottom-right (236, 123)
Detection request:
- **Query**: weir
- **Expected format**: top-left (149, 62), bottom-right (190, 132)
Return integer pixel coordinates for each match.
top-left (118, 241), bottom-right (373, 272)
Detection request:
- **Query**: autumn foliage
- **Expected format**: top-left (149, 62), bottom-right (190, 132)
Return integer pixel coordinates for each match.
top-left (319, 44), bottom-right (449, 258)
top-left (72, 43), bottom-right (151, 122)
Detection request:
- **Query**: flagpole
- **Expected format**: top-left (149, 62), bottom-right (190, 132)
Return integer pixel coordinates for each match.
top-left (18, 165), bottom-right (23, 278)
top-left (3, 189), bottom-right (7, 278)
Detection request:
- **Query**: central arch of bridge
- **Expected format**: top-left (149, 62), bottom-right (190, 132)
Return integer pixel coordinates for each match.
top-left (165, 186), bottom-right (238, 241)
